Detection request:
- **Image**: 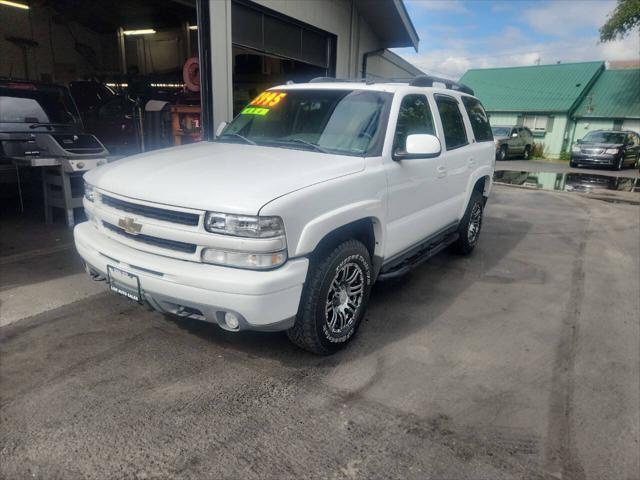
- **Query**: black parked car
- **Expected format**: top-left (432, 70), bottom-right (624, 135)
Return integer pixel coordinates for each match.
top-left (570, 130), bottom-right (640, 170)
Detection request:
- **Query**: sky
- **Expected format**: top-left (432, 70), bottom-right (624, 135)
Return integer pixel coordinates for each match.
top-left (392, 0), bottom-right (640, 80)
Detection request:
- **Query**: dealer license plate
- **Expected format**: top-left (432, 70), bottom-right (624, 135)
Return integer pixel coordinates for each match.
top-left (107, 265), bottom-right (141, 303)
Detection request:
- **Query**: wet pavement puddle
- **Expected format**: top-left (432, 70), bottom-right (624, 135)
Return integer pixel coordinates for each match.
top-left (494, 171), bottom-right (640, 194)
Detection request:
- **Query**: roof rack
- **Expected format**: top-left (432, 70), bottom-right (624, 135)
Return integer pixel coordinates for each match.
top-left (408, 75), bottom-right (474, 95)
top-left (308, 77), bottom-right (375, 84)
top-left (306, 75), bottom-right (474, 95)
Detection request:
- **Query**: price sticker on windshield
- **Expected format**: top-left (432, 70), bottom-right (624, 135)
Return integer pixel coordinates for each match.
top-left (241, 91), bottom-right (287, 115)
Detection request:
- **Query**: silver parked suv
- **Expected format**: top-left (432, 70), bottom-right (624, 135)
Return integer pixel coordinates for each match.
top-left (492, 125), bottom-right (534, 160)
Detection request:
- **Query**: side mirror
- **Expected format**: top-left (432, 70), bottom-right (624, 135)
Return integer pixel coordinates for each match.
top-left (627, 139), bottom-right (634, 146)
top-left (215, 121), bottom-right (228, 138)
top-left (511, 132), bottom-right (518, 138)
top-left (394, 134), bottom-right (441, 160)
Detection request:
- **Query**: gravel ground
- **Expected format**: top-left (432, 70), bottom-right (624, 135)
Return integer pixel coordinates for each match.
top-left (1, 185), bottom-right (639, 480)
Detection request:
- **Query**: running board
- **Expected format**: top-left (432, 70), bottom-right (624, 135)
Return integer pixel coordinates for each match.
top-left (377, 231), bottom-right (459, 281)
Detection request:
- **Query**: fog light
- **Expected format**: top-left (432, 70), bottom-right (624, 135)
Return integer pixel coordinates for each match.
top-left (225, 312), bottom-right (240, 329)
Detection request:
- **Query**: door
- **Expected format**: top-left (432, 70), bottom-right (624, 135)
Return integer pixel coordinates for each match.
top-left (509, 127), bottom-right (524, 154)
top-left (384, 93), bottom-right (453, 258)
top-left (434, 94), bottom-right (472, 219)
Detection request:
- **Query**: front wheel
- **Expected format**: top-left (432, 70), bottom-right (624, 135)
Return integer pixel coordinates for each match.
top-left (616, 155), bottom-right (624, 171)
top-left (450, 191), bottom-right (484, 255)
top-left (498, 145), bottom-right (508, 161)
top-left (287, 240), bottom-right (373, 355)
top-left (522, 146), bottom-right (531, 160)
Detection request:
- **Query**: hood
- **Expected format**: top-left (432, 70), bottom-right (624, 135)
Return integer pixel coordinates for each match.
top-left (85, 141), bottom-right (364, 214)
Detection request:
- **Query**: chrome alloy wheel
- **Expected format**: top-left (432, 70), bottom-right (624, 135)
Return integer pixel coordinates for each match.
top-left (467, 202), bottom-right (483, 244)
top-left (325, 262), bottom-right (364, 335)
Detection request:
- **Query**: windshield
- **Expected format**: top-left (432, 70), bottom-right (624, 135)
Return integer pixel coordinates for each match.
top-left (491, 127), bottom-right (511, 137)
top-left (582, 131), bottom-right (626, 144)
top-left (0, 83), bottom-right (79, 125)
top-left (218, 89), bottom-right (391, 156)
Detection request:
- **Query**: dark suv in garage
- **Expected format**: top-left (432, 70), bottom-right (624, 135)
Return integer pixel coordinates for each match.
top-left (570, 130), bottom-right (640, 170)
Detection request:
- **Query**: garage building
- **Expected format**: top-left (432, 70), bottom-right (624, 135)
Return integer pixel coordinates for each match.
top-left (0, 0), bottom-right (420, 225)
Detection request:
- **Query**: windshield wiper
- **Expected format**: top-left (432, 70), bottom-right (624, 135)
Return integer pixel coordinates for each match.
top-left (218, 133), bottom-right (256, 145)
top-left (283, 138), bottom-right (330, 154)
top-left (29, 123), bottom-right (73, 129)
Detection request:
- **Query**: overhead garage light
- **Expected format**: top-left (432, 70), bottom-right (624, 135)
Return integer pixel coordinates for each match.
top-left (188, 25), bottom-right (198, 30)
top-left (0, 0), bottom-right (30, 9)
top-left (123, 29), bottom-right (156, 36)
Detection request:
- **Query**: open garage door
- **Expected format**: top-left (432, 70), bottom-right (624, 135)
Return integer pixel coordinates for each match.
top-left (231, 1), bottom-right (336, 116)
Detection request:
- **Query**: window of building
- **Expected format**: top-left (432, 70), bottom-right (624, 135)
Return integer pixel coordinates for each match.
top-left (461, 96), bottom-right (492, 142)
top-left (393, 94), bottom-right (435, 153)
top-left (435, 95), bottom-right (468, 150)
top-left (522, 115), bottom-right (552, 133)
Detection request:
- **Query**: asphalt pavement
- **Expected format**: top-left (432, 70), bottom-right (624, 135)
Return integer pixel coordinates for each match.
top-left (1, 185), bottom-right (639, 480)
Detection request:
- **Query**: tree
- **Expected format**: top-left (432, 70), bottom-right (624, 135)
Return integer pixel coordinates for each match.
top-left (600, 0), bottom-right (640, 41)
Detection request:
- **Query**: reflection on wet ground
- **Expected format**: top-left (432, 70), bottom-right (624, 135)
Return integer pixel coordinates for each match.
top-left (494, 171), bottom-right (640, 194)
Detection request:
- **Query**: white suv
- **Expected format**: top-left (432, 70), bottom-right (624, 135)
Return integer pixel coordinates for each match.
top-left (75, 76), bottom-right (495, 354)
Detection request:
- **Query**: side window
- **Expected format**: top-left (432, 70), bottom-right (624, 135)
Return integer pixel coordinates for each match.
top-left (435, 96), bottom-right (468, 150)
top-left (461, 96), bottom-right (493, 142)
top-left (393, 94), bottom-right (435, 152)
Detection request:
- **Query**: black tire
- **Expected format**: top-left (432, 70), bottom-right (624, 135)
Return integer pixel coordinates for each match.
top-left (522, 145), bottom-right (531, 160)
top-left (570, 160), bottom-right (578, 168)
top-left (616, 155), bottom-right (624, 171)
top-left (287, 240), bottom-right (373, 355)
top-left (450, 191), bottom-right (484, 255)
top-left (498, 145), bottom-right (508, 161)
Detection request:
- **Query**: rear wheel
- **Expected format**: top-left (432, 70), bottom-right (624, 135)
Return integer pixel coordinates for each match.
top-left (287, 240), bottom-right (372, 355)
top-left (451, 191), bottom-right (484, 255)
top-left (522, 145), bottom-right (531, 160)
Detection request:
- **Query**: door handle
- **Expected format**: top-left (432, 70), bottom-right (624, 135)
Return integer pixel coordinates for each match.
top-left (467, 158), bottom-right (475, 169)
top-left (436, 166), bottom-right (447, 178)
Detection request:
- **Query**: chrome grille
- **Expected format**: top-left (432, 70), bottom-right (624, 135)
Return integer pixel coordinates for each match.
top-left (102, 221), bottom-right (197, 254)
top-left (101, 194), bottom-right (199, 226)
top-left (581, 148), bottom-right (605, 155)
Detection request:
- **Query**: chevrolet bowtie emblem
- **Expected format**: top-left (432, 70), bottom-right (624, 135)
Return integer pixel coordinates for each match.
top-left (118, 217), bottom-right (142, 235)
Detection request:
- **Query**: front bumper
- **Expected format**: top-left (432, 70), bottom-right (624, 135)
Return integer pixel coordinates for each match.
top-left (74, 222), bottom-right (308, 331)
top-left (571, 153), bottom-right (617, 166)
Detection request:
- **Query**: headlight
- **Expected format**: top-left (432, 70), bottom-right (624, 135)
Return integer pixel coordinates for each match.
top-left (204, 212), bottom-right (284, 238)
top-left (84, 182), bottom-right (95, 202)
top-left (605, 148), bottom-right (619, 155)
top-left (571, 145), bottom-right (580, 153)
top-left (201, 248), bottom-right (287, 269)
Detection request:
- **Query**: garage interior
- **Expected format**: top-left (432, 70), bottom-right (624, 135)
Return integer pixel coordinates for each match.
top-left (0, 0), bottom-right (336, 227)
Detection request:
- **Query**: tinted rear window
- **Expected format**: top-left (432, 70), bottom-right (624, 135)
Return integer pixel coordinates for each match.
top-left (461, 96), bottom-right (493, 142)
top-left (436, 95), bottom-right (468, 150)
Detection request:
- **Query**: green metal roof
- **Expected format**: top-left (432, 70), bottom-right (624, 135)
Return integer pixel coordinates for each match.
top-left (459, 61), bottom-right (604, 113)
top-left (573, 69), bottom-right (640, 119)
